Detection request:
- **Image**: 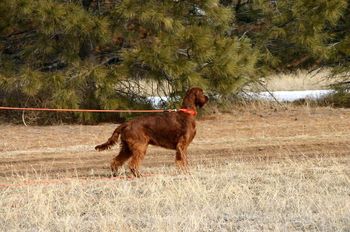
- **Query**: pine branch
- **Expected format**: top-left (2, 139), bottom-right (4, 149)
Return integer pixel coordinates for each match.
top-left (286, 55), bottom-right (310, 68)
top-left (0, 30), bottom-right (36, 39)
top-left (69, 56), bottom-right (118, 80)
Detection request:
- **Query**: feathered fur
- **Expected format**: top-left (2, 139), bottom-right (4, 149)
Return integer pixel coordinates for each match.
top-left (95, 87), bottom-right (208, 177)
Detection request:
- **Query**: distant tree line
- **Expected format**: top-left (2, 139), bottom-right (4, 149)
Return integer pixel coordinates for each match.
top-left (0, 0), bottom-right (349, 123)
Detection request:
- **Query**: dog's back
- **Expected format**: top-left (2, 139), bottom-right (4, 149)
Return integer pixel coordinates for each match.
top-left (126, 112), bottom-right (196, 149)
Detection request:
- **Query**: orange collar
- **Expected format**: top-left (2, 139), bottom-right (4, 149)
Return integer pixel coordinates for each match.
top-left (179, 108), bottom-right (197, 116)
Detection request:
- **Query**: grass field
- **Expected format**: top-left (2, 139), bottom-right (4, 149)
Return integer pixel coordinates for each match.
top-left (264, 69), bottom-right (337, 91)
top-left (1, 105), bottom-right (350, 231)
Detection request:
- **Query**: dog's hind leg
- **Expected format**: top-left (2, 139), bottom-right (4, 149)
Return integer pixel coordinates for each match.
top-left (128, 143), bottom-right (148, 178)
top-left (110, 141), bottom-right (132, 177)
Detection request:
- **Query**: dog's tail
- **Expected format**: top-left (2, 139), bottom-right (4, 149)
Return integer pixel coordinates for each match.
top-left (95, 124), bottom-right (126, 151)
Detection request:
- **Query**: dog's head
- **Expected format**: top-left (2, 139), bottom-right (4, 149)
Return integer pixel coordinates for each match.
top-left (185, 87), bottom-right (209, 108)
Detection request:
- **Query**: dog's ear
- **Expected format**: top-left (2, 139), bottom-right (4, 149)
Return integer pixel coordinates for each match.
top-left (196, 95), bottom-right (208, 108)
top-left (182, 87), bottom-right (208, 108)
top-left (194, 88), bottom-right (208, 108)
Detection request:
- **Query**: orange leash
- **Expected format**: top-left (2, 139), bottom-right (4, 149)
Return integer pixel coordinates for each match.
top-left (0, 106), bottom-right (176, 113)
top-left (0, 106), bottom-right (198, 115)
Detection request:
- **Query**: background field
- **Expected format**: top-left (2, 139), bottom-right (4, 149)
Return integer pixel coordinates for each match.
top-left (1, 105), bottom-right (350, 231)
top-left (263, 70), bottom-right (336, 91)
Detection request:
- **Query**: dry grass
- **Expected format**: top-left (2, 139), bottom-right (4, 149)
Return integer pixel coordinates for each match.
top-left (264, 69), bottom-right (338, 91)
top-left (1, 158), bottom-right (349, 231)
top-left (1, 105), bottom-right (350, 231)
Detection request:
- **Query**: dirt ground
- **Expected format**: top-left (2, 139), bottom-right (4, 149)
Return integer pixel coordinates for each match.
top-left (1, 106), bottom-right (350, 181)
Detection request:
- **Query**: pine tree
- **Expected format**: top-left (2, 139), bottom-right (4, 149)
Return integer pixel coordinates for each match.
top-left (230, 0), bottom-right (348, 71)
top-left (327, 2), bottom-right (350, 87)
top-left (2, 0), bottom-right (350, 124)
top-left (0, 0), bottom-right (112, 123)
top-left (0, 0), bottom-right (258, 123)
top-left (229, 0), bottom-right (350, 92)
top-left (110, 0), bottom-right (259, 97)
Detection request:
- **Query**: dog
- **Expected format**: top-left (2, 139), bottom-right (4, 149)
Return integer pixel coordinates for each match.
top-left (95, 87), bottom-right (208, 177)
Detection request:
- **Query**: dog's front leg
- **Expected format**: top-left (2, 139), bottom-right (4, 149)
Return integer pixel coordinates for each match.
top-left (175, 139), bottom-right (189, 172)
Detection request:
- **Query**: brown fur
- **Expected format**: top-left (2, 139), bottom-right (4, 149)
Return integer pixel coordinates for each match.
top-left (95, 87), bottom-right (208, 177)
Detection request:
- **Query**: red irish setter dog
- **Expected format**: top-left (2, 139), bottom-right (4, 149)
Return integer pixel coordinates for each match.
top-left (95, 87), bottom-right (208, 177)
